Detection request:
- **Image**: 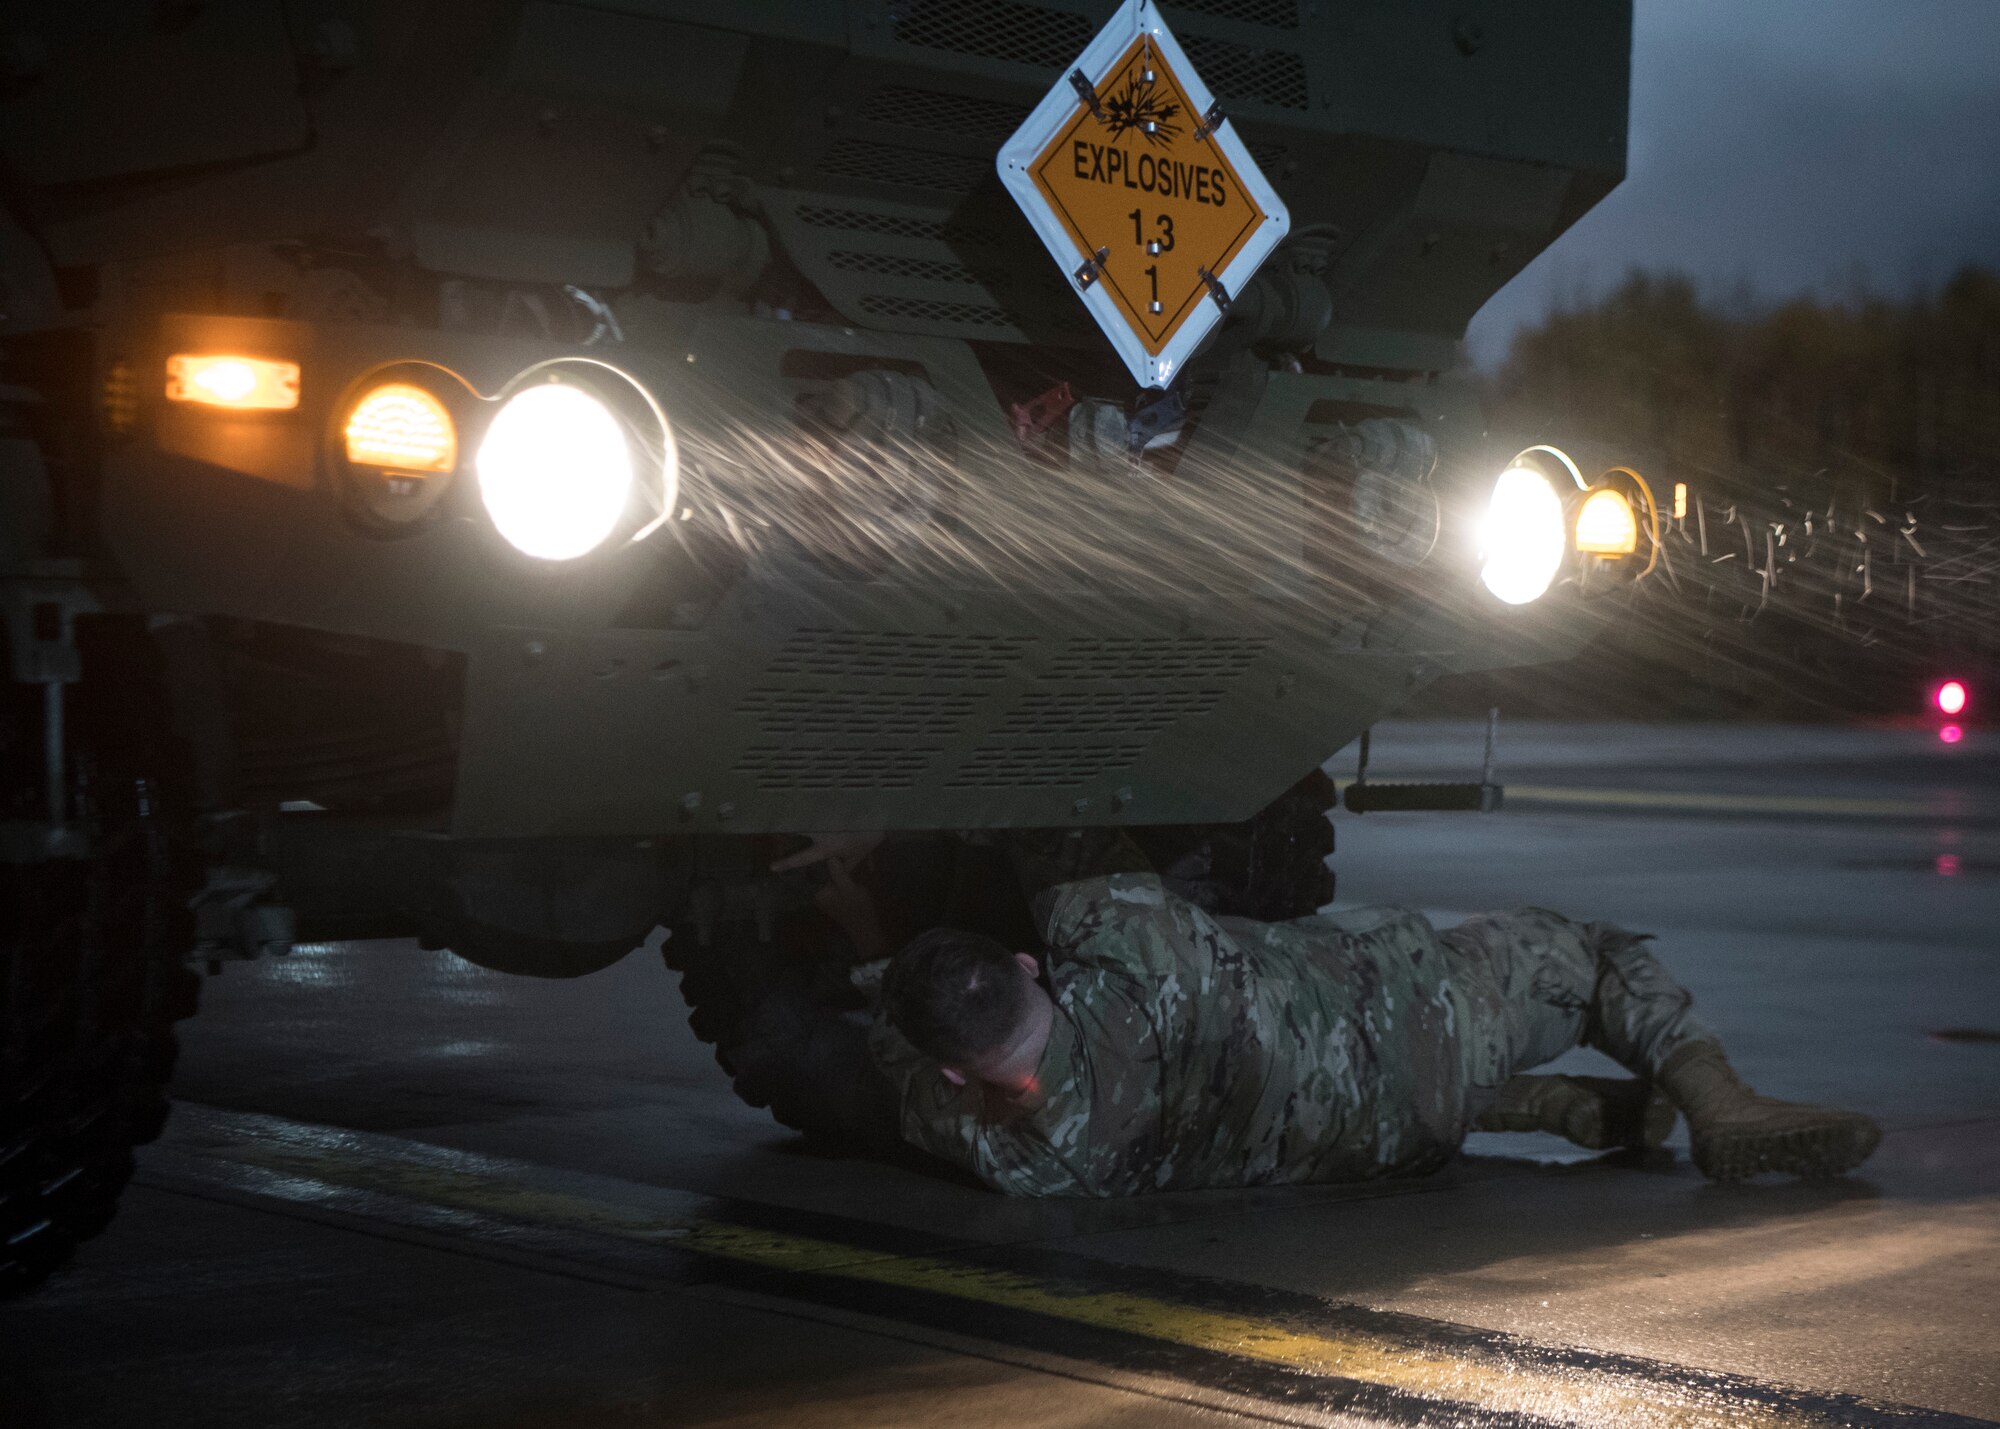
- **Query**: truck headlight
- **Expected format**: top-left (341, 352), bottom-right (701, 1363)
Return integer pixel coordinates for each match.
top-left (1478, 463), bottom-right (1570, 605)
top-left (476, 382), bottom-right (636, 561)
top-left (1574, 486), bottom-right (1639, 556)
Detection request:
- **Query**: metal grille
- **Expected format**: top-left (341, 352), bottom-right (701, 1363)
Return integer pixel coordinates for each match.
top-left (857, 293), bottom-right (1013, 328)
top-left (946, 744), bottom-right (1148, 789)
top-left (859, 85), bottom-right (1030, 143)
top-left (1045, 636), bottom-right (1267, 681)
top-left (1243, 138), bottom-right (1288, 173)
top-left (818, 138), bottom-right (989, 192)
top-left (828, 250), bottom-right (983, 284)
top-left (1166, 0), bottom-right (1298, 27)
top-left (1181, 33), bottom-right (1310, 109)
top-left (891, 0), bottom-right (1095, 69)
top-left (992, 689), bottom-right (1221, 738)
top-left (795, 205), bottom-right (950, 242)
top-left (733, 746), bottom-right (938, 790)
top-left (736, 688), bottom-right (984, 738)
top-left (766, 630), bottom-right (1035, 680)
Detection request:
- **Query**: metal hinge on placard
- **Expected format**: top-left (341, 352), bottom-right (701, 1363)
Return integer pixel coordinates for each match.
top-left (1193, 99), bottom-right (1227, 143)
top-left (1074, 245), bottom-right (1111, 289)
top-left (1068, 68), bottom-right (1108, 123)
top-left (1195, 264), bottom-right (1232, 311)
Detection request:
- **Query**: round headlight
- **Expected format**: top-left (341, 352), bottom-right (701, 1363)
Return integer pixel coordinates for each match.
top-left (476, 382), bottom-right (634, 561)
top-left (1478, 464), bottom-right (1568, 604)
top-left (1574, 486), bottom-right (1639, 556)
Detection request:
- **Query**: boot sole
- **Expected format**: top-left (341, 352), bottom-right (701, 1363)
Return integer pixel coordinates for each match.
top-left (1693, 1115), bottom-right (1882, 1181)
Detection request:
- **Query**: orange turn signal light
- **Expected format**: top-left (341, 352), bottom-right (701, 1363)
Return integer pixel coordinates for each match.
top-left (344, 383), bottom-right (457, 473)
top-left (165, 354), bottom-right (300, 411)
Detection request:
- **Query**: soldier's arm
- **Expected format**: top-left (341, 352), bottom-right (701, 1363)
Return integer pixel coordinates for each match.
top-left (992, 828), bottom-right (1157, 908)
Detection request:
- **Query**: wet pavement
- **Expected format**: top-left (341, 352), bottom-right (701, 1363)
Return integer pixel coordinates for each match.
top-left (3, 721), bottom-right (1996, 1427)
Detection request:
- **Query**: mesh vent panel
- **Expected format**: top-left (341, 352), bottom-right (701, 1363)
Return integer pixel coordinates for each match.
top-left (891, 0), bottom-right (1095, 69)
top-left (857, 293), bottom-right (1012, 327)
top-left (946, 743), bottom-right (1148, 789)
top-left (1046, 636), bottom-right (1267, 681)
top-left (859, 85), bottom-right (1031, 142)
top-left (828, 250), bottom-right (983, 284)
top-left (767, 630), bottom-right (1035, 680)
top-left (734, 746), bottom-right (937, 790)
top-left (795, 205), bottom-right (950, 242)
top-left (993, 689), bottom-right (1221, 738)
top-left (1166, 0), bottom-right (1299, 27)
top-left (1181, 33), bottom-right (1310, 109)
top-left (737, 688), bottom-right (984, 738)
top-left (819, 138), bottom-right (989, 192)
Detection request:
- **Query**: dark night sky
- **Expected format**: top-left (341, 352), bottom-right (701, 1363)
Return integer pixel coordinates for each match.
top-left (1464, 0), bottom-right (2000, 366)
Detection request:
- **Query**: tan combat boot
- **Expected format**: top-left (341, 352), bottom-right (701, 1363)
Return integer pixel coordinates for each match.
top-left (1474, 1074), bottom-right (1676, 1150)
top-left (1657, 1041), bottom-right (1881, 1181)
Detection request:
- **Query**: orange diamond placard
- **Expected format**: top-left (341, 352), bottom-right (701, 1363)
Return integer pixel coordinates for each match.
top-left (997, 0), bottom-right (1288, 389)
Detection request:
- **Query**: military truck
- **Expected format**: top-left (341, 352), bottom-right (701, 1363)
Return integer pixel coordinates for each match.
top-left (0, 0), bottom-right (1649, 1290)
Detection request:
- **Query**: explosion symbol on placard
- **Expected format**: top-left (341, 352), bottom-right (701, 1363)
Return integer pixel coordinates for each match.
top-left (1102, 65), bottom-right (1183, 147)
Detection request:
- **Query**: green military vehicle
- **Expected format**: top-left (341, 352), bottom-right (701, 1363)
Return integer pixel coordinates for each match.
top-left (1, 0), bottom-right (1651, 1290)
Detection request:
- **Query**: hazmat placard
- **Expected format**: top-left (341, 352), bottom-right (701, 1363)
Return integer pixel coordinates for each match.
top-left (997, 0), bottom-right (1289, 390)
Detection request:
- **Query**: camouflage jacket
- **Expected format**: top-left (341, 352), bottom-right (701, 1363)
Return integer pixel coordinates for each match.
top-left (867, 873), bottom-right (1469, 1197)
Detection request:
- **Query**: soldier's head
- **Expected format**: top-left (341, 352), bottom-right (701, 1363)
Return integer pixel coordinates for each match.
top-left (882, 927), bottom-right (1052, 1093)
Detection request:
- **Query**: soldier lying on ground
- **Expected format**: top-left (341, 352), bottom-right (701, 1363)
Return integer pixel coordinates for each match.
top-left (713, 829), bottom-right (1880, 1193)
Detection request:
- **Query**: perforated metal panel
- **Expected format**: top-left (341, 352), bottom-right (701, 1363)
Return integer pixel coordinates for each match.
top-left (1044, 636), bottom-right (1269, 681)
top-left (818, 138), bottom-right (990, 193)
top-left (765, 629), bottom-right (1036, 680)
top-left (1167, 0), bottom-right (1299, 29)
top-left (946, 743), bottom-right (1150, 789)
top-left (828, 250), bottom-right (987, 284)
top-left (733, 745), bottom-right (939, 791)
top-left (991, 688), bottom-right (1221, 738)
top-left (1180, 32), bottom-right (1310, 110)
top-left (857, 86), bottom-right (1031, 143)
top-left (735, 688), bottom-right (987, 739)
top-left (890, 0), bottom-right (1096, 69)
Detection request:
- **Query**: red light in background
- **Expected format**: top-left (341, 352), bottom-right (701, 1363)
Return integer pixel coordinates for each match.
top-left (1940, 724), bottom-right (1964, 744)
top-left (1936, 680), bottom-right (1968, 716)
top-left (1937, 854), bottom-right (1961, 876)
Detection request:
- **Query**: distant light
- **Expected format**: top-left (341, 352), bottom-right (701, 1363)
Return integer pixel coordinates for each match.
top-left (1672, 482), bottom-right (1688, 521)
top-left (165, 353), bottom-right (301, 411)
top-left (1937, 854), bottom-right (1961, 876)
top-left (1940, 724), bottom-right (1964, 745)
top-left (1936, 680), bottom-right (1968, 716)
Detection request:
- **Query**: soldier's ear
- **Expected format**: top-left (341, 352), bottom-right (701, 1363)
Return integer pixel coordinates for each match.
top-left (940, 1066), bottom-right (967, 1086)
top-left (1013, 952), bottom-right (1041, 980)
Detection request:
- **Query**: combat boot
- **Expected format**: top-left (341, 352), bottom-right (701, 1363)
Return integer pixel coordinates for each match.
top-left (1474, 1074), bottom-right (1675, 1150)
top-left (1657, 1041), bottom-right (1881, 1181)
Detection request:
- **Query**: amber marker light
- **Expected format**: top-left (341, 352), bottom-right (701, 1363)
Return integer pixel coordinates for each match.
top-left (1574, 486), bottom-right (1640, 556)
top-left (345, 383), bottom-right (457, 473)
top-left (164, 354), bottom-right (300, 411)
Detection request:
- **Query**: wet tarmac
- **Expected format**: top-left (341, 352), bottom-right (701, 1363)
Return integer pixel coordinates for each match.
top-left (4, 721), bottom-right (1996, 1427)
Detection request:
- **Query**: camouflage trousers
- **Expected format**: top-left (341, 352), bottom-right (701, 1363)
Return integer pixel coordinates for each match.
top-left (1437, 909), bottom-right (1718, 1125)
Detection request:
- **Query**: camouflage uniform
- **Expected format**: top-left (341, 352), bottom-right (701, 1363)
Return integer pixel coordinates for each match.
top-left (867, 875), bottom-right (1714, 1197)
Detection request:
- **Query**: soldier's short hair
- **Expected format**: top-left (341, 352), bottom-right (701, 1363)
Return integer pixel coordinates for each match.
top-left (882, 927), bottom-right (1032, 1065)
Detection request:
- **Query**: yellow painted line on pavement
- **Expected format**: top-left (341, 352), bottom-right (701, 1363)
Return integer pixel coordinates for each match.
top-left (210, 1135), bottom-right (1849, 1429)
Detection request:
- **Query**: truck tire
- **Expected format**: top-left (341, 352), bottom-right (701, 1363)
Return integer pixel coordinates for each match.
top-left (1133, 768), bottom-right (1338, 922)
top-left (1, 622), bottom-right (201, 1295)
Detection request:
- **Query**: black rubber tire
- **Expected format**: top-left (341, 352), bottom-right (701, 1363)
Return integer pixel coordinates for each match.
top-left (0, 621), bottom-right (201, 1296)
top-left (1133, 768), bottom-right (1338, 922)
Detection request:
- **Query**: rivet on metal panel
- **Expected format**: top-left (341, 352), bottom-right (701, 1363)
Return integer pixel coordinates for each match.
top-left (1113, 786), bottom-right (1134, 810)
top-left (1071, 797), bottom-right (1091, 815)
top-left (521, 640), bottom-right (547, 667)
top-left (680, 793), bottom-right (702, 822)
top-left (1276, 672), bottom-right (1297, 697)
top-left (717, 802), bottom-right (736, 821)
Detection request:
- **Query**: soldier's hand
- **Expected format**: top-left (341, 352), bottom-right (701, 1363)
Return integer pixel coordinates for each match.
top-left (771, 831), bottom-right (885, 873)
